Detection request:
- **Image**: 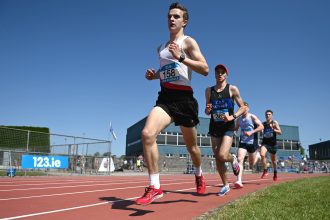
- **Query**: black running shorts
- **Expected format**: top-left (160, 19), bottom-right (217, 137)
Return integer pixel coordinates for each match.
top-left (155, 87), bottom-right (199, 127)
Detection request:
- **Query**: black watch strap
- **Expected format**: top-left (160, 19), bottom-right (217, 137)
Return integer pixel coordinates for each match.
top-left (179, 53), bottom-right (185, 62)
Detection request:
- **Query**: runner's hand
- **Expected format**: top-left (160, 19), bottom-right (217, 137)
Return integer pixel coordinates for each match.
top-left (205, 103), bottom-right (212, 115)
top-left (168, 41), bottom-right (180, 60)
top-left (145, 69), bottom-right (156, 80)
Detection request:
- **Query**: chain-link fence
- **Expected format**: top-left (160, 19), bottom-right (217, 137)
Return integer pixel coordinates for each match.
top-left (0, 126), bottom-right (116, 176)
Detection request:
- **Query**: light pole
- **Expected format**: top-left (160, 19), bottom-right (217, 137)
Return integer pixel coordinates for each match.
top-left (82, 133), bottom-right (85, 155)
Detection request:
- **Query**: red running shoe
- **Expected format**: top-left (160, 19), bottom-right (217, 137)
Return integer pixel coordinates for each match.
top-left (273, 172), bottom-right (278, 181)
top-left (135, 185), bottom-right (163, 205)
top-left (195, 175), bottom-right (206, 194)
top-left (261, 170), bottom-right (269, 178)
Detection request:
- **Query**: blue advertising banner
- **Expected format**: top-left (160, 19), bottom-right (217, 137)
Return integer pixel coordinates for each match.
top-left (22, 155), bottom-right (68, 169)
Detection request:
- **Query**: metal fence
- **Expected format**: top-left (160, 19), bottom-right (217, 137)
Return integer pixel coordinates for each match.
top-left (0, 126), bottom-right (116, 176)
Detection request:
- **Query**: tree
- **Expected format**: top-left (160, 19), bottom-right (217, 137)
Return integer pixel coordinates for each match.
top-left (103, 152), bottom-right (110, 156)
top-left (298, 143), bottom-right (305, 155)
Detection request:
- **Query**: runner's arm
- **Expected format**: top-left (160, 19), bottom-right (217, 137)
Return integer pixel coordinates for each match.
top-left (229, 85), bottom-right (247, 121)
top-left (272, 120), bottom-right (282, 135)
top-left (205, 87), bottom-right (212, 115)
top-left (251, 114), bottom-right (264, 134)
top-left (182, 37), bottom-right (209, 76)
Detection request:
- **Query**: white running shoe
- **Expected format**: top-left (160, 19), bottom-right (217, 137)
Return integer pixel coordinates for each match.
top-left (218, 185), bottom-right (230, 196)
top-left (231, 154), bottom-right (240, 176)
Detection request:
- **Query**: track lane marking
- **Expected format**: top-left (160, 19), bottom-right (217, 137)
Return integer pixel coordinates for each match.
top-left (0, 176), bottom-right (299, 219)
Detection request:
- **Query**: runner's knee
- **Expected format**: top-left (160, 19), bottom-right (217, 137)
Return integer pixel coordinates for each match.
top-left (141, 128), bottom-right (157, 144)
top-left (186, 145), bottom-right (199, 155)
top-left (218, 154), bottom-right (230, 162)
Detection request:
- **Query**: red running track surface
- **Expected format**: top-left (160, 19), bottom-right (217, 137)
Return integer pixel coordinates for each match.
top-left (0, 173), bottom-right (328, 220)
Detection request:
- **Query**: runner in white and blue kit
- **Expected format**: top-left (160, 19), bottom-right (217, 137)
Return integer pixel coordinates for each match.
top-left (136, 2), bottom-right (209, 205)
top-left (234, 102), bottom-right (264, 188)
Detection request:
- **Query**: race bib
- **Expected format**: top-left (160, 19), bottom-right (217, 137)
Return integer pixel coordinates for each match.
top-left (213, 109), bottom-right (228, 122)
top-left (264, 128), bottom-right (273, 138)
top-left (160, 63), bottom-right (180, 83)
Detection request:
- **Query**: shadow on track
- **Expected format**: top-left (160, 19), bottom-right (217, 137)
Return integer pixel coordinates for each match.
top-left (99, 196), bottom-right (198, 217)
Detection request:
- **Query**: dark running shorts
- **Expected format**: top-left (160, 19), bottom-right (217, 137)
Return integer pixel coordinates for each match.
top-left (263, 144), bottom-right (278, 154)
top-left (239, 143), bottom-right (258, 154)
top-left (155, 88), bottom-right (199, 127)
top-left (209, 130), bottom-right (234, 138)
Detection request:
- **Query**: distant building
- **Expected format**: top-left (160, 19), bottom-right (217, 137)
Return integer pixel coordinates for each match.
top-left (309, 140), bottom-right (330, 160)
top-left (126, 117), bottom-right (301, 159)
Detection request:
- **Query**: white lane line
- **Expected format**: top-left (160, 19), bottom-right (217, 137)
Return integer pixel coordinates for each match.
top-left (0, 179), bottom-right (218, 201)
top-left (0, 200), bottom-right (125, 220)
top-left (0, 177), bottom-right (295, 220)
top-left (0, 177), bottom-right (192, 192)
top-left (0, 175), bottom-right (298, 201)
top-left (0, 179), bottom-right (83, 184)
top-left (0, 176), bottom-right (299, 220)
top-left (0, 180), bottom-right (127, 187)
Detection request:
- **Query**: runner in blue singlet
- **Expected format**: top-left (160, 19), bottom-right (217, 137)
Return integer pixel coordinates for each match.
top-left (234, 102), bottom-right (264, 188)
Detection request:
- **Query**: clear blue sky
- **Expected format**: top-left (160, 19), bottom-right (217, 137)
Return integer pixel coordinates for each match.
top-left (1, 0), bottom-right (329, 156)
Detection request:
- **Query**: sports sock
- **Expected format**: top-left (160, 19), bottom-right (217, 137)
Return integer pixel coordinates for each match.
top-left (195, 166), bottom-right (202, 176)
top-left (150, 173), bottom-right (160, 189)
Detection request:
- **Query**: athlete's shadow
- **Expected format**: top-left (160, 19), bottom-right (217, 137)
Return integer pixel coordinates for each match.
top-left (163, 189), bottom-right (213, 197)
top-left (240, 182), bottom-right (262, 186)
top-left (99, 196), bottom-right (198, 217)
top-left (99, 196), bottom-right (154, 216)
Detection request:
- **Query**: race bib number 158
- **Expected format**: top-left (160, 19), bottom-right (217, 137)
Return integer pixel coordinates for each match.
top-left (160, 63), bottom-right (180, 83)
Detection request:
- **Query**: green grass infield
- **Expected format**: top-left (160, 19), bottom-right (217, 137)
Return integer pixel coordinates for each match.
top-left (201, 175), bottom-right (330, 220)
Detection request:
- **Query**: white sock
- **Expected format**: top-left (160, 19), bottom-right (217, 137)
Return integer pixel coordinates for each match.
top-left (195, 166), bottom-right (202, 176)
top-left (150, 173), bottom-right (160, 189)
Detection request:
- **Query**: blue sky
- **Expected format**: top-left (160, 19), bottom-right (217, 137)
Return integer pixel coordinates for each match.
top-left (1, 0), bottom-right (329, 156)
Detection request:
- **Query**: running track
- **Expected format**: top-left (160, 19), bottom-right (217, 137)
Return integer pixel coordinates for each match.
top-left (0, 173), bottom-right (327, 220)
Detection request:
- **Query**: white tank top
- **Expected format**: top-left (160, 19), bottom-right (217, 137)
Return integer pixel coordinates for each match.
top-left (158, 36), bottom-right (192, 91)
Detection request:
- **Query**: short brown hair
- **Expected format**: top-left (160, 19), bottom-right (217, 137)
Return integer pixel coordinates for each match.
top-left (169, 2), bottom-right (189, 23)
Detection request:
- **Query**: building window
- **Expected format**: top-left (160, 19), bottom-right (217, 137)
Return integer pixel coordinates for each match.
top-left (178, 136), bottom-right (185, 145)
top-left (277, 140), bottom-right (284, 150)
top-left (201, 137), bottom-right (211, 146)
top-left (167, 135), bottom-right (177, 145)
top-left (166, 153), bottom-right (173, 158)
top-left (179, 154), bottom-right (187, 158)
top-left (157, 135), bottom-right (166, 145)
top-left (292, 142), bottom-right (299, 150)
top-left (284, 140), bottom-right (292, 150)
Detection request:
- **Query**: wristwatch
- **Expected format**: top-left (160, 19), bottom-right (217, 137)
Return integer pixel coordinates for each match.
top-left (178, 53), bottom-right (186, 62)
top-left (233, 114), bottom-right (238, 119)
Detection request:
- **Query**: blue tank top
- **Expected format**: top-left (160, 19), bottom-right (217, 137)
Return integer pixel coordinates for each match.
top-left (262, 121), bottom-right (277, 146)
top-left (239, 113), bottom-right (257, 144)
top-left (209, 84), bottom-right (235, 131)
